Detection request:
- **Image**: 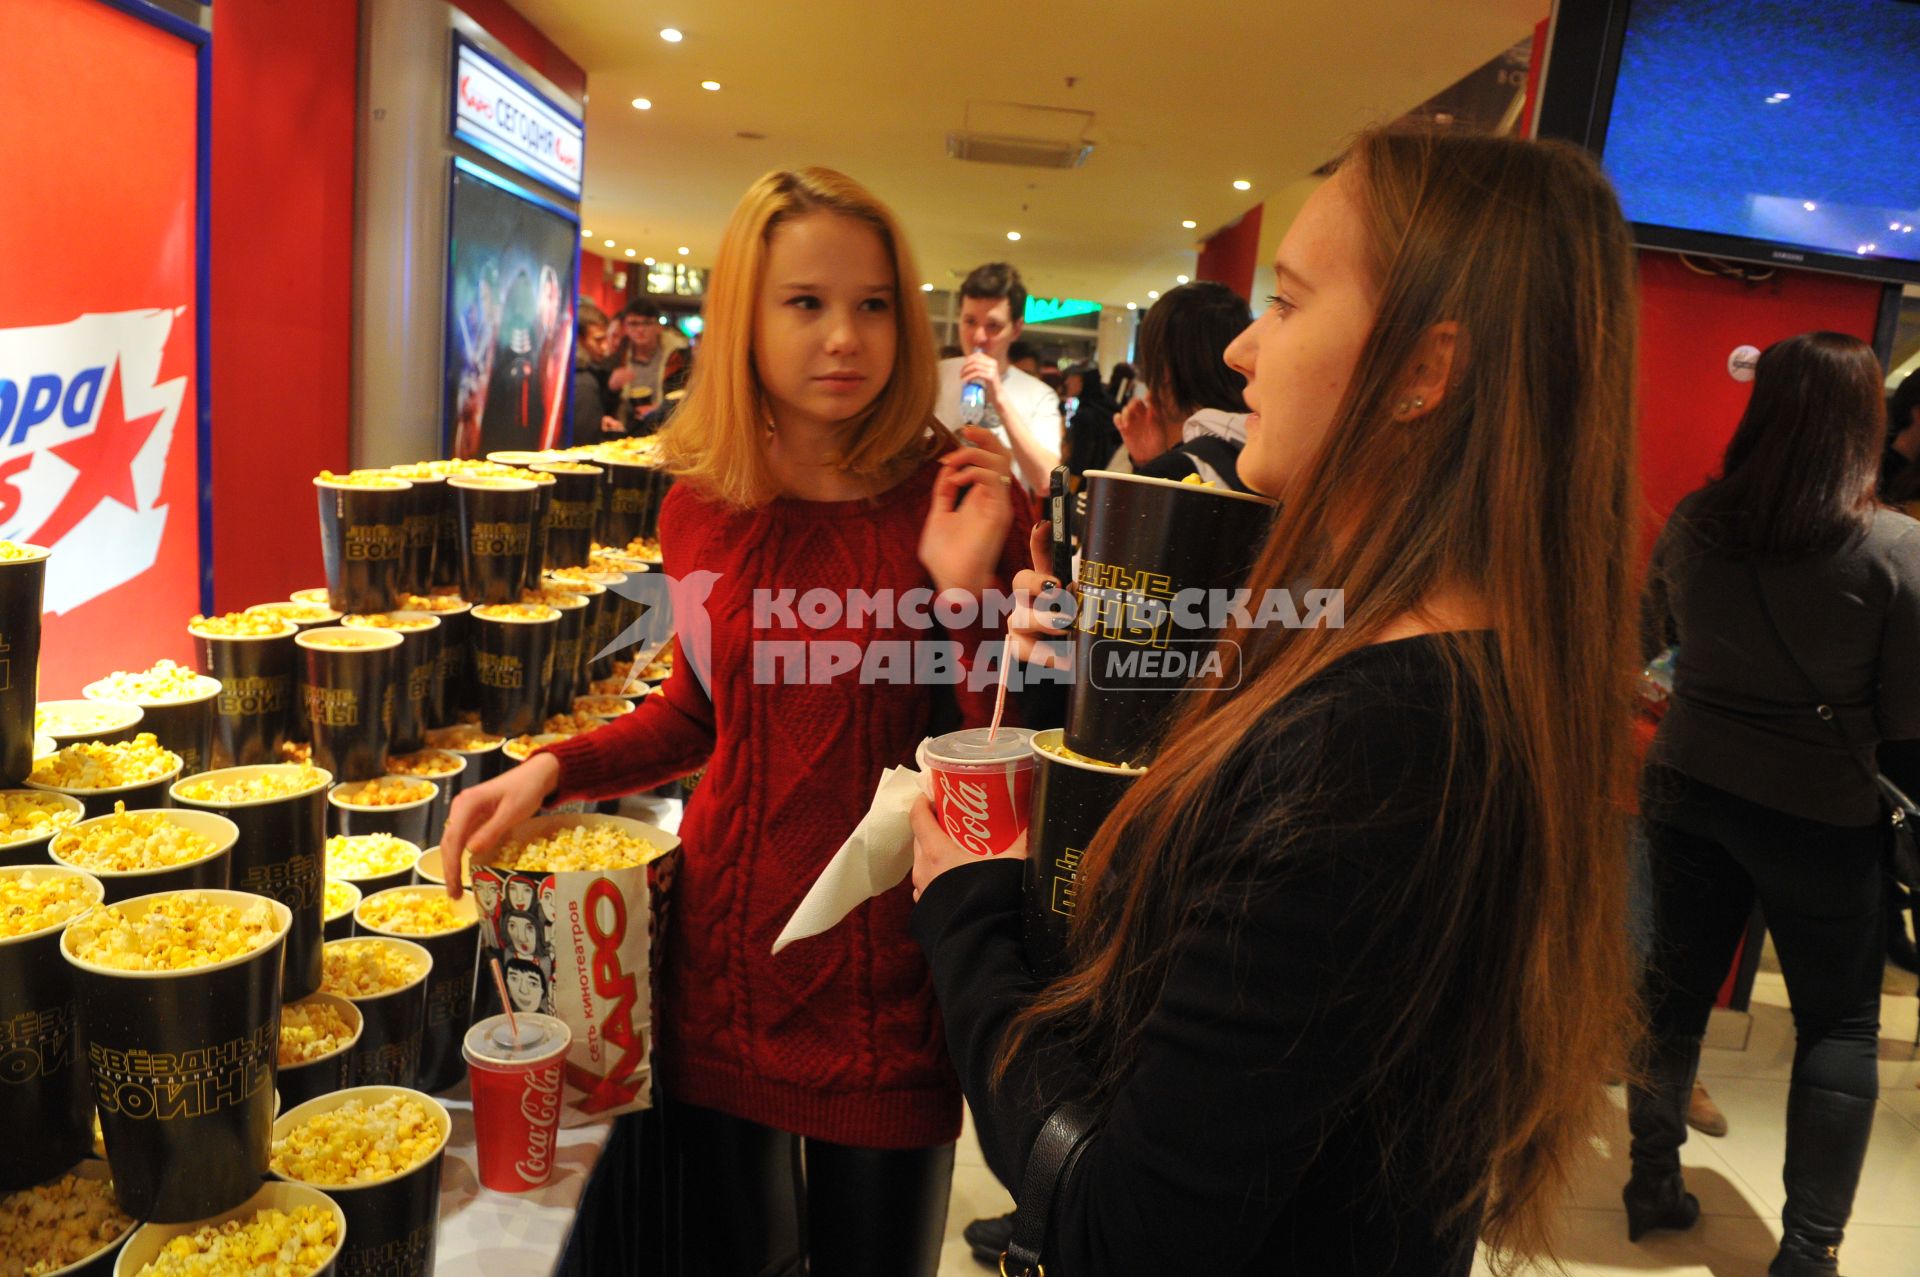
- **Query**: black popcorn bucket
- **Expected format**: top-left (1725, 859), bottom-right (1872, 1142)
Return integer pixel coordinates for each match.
top-left (324, 833), bottom-right (422, 900)
top-left (452, 476), bottom-right (539, 605)
top-left (297, 628), bottom-right (402, 783)
top-left (0, 864), bottom-right (104, 1190)
top-left (248, 599), bottom-right (345, 636)
top-left (423, 729), bottom-right (506, 786)
top-left (0, 789), bottom-right (85, 867)
top-left (191, 619), bottom-right (299, 769)
top-left (84, 679), bottom-right (221, 780)
top-left (35, 700), bottom-right (143, 750)
top-left (574, 571), bottom-right (630, 682)
top-left (275, 991), bottom-right (362, 1109)
top-left (315, 475), bottom-right (414, 615)
top-left (469, 606), bottom-right (559, 738)
top-left (533, 460), bottom-right (604, 571)
top-left (598, 456), bottom-right (671, 547)
top-left (271, 1086), bottom-right (449, 1277)
top-left (353, 888), bottom-right (479, 1093)
top-left (328, 782), bottom-right (436, 846)
top-left (543, 575), bottom-right (606, 699)
top-left (396, 473), bottom-right (447, 598)
top-left (49, 809), bottom-right (236, 905)
top-left (37, 1157), bottom-right (136, 1277)
top-left (524, 471), bottom-right (557, 595)
top-left (417, 601), bottom-right (473, 725)
top-left (64, 888), bottom-right (291, 1222)
top-left (28, 761), bottom-right (184, 821)
top-left (323, 879), bottom-right (362, 941)
top-left (384, 752), bottom-right (466, 847)
top-left (1021, 731), bottom-right (1148, 979)
top-left (340, 612), bottom-right (441, 756)
top-left (539, 590), bottom-right (591, 719)
top-left (114, 1181), bottom-right (346, 1277)
top-left (327, 937), bottom-right (432, 1089)
top-left (1065, 470), bottom-right (1277, 766)
top-left (170, 764), bottom-right (332, 1002)
top-left (0, 544), bottom-right (48, 787)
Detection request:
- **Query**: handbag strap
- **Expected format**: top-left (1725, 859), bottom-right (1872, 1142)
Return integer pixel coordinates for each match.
top-left (1000, 1102), bottom-right (1097, 1277)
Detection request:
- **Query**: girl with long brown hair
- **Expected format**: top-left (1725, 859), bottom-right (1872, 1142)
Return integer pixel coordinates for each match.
top-left (910, 126), bottom-right (1643, 1274)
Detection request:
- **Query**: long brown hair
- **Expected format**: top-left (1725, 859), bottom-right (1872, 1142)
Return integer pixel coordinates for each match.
top-left (1691, 331), bottom-right (1886, 549)
top-left (662, 167), bottom-right (946, 508)
top-left (1001, 127), bottom-right (1642, 1266)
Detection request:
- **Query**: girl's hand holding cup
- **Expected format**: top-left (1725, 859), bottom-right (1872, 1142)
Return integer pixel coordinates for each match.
top-left (438, 753), bottom-right (559, 898)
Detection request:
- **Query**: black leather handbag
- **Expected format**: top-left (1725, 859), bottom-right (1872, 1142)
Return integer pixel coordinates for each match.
top-left (998, 1103), bottom-right (1098, 1277)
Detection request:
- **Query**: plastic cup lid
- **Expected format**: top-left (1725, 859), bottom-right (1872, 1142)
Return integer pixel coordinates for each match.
top-left (925, 726), bottom-right (1036, 766)
top-left (463, 1012), bottom-right (570, 1064)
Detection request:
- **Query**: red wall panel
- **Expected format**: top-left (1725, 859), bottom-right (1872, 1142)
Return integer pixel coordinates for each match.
top-left (207, 0), bottom-right (359, 610)
top-left (1634, 252), bottom-right (1886, 554)
top-left (578, 250), bottom-right (625, 319)
top-left (1195, 205), bottom-right (1264, 303)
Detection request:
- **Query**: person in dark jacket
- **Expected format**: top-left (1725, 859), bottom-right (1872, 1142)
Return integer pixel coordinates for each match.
top-left (914, 127), bottom-right (1644, 1276)
top-left (1635, 332), bottom-right (1918, 1276)
top-left (1059, 363), bottom-right (1119, 480)
top-left (1119, 281), bottom-right (1256, 490)
top-left (570, 302), bottom-right (621, 446)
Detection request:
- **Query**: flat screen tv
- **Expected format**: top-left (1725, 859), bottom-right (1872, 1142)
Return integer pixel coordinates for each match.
top-left (1535, 0), bottom-right (1920, 285)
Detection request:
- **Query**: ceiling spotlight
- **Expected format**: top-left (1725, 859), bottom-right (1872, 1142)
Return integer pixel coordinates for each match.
top-left (624, 248), bottom-right (636, 258)
top-left (581, 228), bottom-right (592, 238)
top-left (632, 98), bottom-right (652, 110)
top-left (1772, 91), bottom-right (1790, 100)
top-left (700, 80), bottom-right (721, 91)
top-left (1232, 179), bottom-right (1252, 191)
top-left (1904, 226), bottom-right (1915, 234)
top-left (660, 28), bottom-right (683, 42)
top-left (1894, 222), bottom-right (1905, 231)
top-left (1176, 274), bottom-right (1190, 284)
top-left (1802, 201), bottom-right (1818, 211)
top-left (603, 239), bottom-right (615, 248)
top-left (678, 246), bottom-right (690, 256)
top-left (1147, 290), bottom-right (1160, 299)
top-left (920, 283), bottom-right (934, 291)
top-left (1181, 219), bottom-right (1197, 229)
top-left (1126, 302), bottom-right (1138, 311)
top-left (1007, 231), bottom-right (1022, 241)
top-left (643, 256), bottom-right (655, 265)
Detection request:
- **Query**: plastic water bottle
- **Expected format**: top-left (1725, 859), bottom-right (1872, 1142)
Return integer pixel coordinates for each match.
top-left (960, 346), bottom-right (988, 425)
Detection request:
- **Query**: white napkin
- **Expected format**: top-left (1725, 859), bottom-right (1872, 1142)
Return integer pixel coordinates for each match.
top-left (772, 748), bottom-right (932, 955)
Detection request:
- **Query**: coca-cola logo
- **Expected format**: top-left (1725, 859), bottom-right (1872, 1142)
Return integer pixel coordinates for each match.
top-left (934, 771), bottom-right (996, 856)
top-left (514, 1062), bottom-right (562, 1182)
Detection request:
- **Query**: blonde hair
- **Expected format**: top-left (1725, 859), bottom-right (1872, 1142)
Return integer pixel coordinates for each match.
top-left (661, 167), bottom-right (946, 507)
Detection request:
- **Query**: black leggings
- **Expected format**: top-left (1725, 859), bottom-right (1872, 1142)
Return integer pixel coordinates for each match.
top-left (663, 1100), bottom-right (954, 1277)
top-left (1641, 767), bottom-right (1884, 1099)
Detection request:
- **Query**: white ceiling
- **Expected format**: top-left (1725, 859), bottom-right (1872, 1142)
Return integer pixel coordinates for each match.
top-left (512, 0), bottom-right (1545, 307)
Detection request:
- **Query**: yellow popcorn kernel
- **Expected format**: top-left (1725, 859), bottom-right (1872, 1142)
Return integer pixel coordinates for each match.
top-left (395, 592), bottom-right (470, 614)
top-left (175, 765), bottom-right (327, 804)
top-left (65, 892), bottom-right (280, 972)
top-left (471, 603), bottom-right (559, 623)
top-left (518, 587), bottom-right (587, 610)
top-left (280, 740), bottom-right (314, 765)
top-left (0, 870), bottom-right (98, 940)
top-left (0, 1172), bottom-right (134, 1275)
top-left (51, 803), bottom-right (219, 873)
top-left (189, 611), bottom-right (295, 638)
top-left (324, 834), bottom-right (416, 880)
top-left (270, 1095), bottom-right (443, 1187)
top-left (298, 630), bottom-right (391, 650)
top-left (491, 822), bottom-right (663, 873)
top-left (331, 777), bottom-right (433, 808)
top-left (0, 792), bottom-right (81, 848)
top-left (321, 940), bottom-right (427, 998)
top-left (132, 1205), bottom-right (338, 1277)
top-left (28, 734), bottom-right (181, 790)
top-left (247, 602), bottom-right (338, 623)
top-left (573, 696), bottom-right (634, 718)
top-left (342, 612), bottom-right (437, 631)
top-left (85, 660), bottom-right (218, 705)
top-left (357, 891), bottom-right (468, 936)
top-left (422, 724), bottom-right (504, 751)
top-left (0, 541), bottom-right (44, 562)
top-left (322, 879), bottom-right (359, 922)
top-left (278, 1000), bottom-right (357, 1065)
top-left (548, 565), bottom-right (625, 586)
top-left (540, 711), bottom-right (607, 737)
top-left (315, 468), bottom-right (407, 488)
top-left (384, 750), bottom-right (462, 777)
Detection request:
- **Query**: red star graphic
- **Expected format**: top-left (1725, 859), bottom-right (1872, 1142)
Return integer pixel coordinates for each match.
top-left (31, 360), bottom-right (164, 549)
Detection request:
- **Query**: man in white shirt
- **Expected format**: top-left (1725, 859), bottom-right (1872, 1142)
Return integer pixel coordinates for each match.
top-left (933, 262), bottom-right (1061, 493)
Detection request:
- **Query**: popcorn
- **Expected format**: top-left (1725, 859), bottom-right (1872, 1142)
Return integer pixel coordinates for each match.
top-left (422, 724), bottom-right (504, 751)
top-left (85, 660), bottom-right (218, 705)
top-left (491, 822), bottom-right (663, 873)
top-left (315, 468), bottom-right (407, 488)
top-left (540, 711), bottom-right (607, 737)
top-left (518, 587), bottom-right (587, 610)
top-left (279, 1000), bottom-right (357, 1065)
top-left (590, 436), bottom-right (664, 462)
top-left (33, 703), bottom-right (137, 736)
top-left (65, 892), bottom-right (280, 971)
top-left (387, 459), bottom-right (522, 480)
top-left (175, 765), bottom-right (327, 805)
top-left (1036, 736), bottom-right (1121, 766)
top-left (321, 940), bottom-right (427, 998)
top-left (548, 566), bottom-right (625, 586)
top-left (297, 630), bottom-right (391, 650)
top-left (322, 880), bottom-right (359, 922)
top-left (0, 1172), bottom-right (134, 1276)
top-left (247, 602), bottom-right (338, 623)
top-left (342, 613), bottom-right (437, 630)
top-left (395, 592), bottom-right (471, 614)
top-left (622, 536), bottom-right (663, 562)
top-left (639, 649), bottom-right (673, 681)
top-left (190, 611), bottom-right (295, 638)
top-left (536, 460), bottom-right (600, 473)
top-left (288, 588), bottom-right (332, 605)
top-left (0, 870), bottom-right (98, 939)
top-left (269, 1095), bottom-right (442, 1187)
top-left (52, 803), bottom-right (219, 872)
top-left (573, 696), bottom-right (634, 718)
top-left (0, 541), bottom-right (43, 562)
top-left (502, 735), bottom-right (566, 762)
top-left (29, 734), bottom-right (181, 790)
top-left (279, 741), bottom-right (313, 765)
top-left (325, 834), bottom-right (416, 880)
top-left (0, 792), bottom-right (81, 848)
top-left (471, 603), bottom-right (559, 623)
top-left (385, 750), bottom-right (462, 777)
top-left (356, 891), bottom-right (468, 936)
top-left (331, 777), bottom-right (433, 808)
top-left (131, 1206), bottom-right (339, 1277)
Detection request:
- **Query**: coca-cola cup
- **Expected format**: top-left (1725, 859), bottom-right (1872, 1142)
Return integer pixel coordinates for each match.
top-left (462, 1011), bottom-right (571, 1193)
top-left (923, 727), bottom-right (1038, 856)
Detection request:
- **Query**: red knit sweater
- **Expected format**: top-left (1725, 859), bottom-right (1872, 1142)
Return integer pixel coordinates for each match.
top-left (544, 457), bottom-right (1031, 1148)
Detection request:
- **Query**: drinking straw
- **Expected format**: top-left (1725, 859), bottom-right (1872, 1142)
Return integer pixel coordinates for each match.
top-left (490, 955), bottom-right (518, 1046)
top-left (987, 642), bottom-right (1012, 741)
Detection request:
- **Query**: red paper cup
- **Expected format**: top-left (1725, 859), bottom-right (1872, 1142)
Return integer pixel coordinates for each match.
top-left (923, 727), bottom-right (1037, 856)
top-left (462, 1012), bottom-right (570, 1193)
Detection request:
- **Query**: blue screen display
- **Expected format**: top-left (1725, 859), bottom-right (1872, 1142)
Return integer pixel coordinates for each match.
top-left (1602, 0), bottom-right (1920, 268)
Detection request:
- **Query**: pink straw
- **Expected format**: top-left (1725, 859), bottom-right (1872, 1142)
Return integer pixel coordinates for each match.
top-left (987, 642), bottom-right (1012, 741)
top-left (489, 956), bottom-right (518, 1047)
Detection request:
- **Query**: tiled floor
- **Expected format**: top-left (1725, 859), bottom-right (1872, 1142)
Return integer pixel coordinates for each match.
top-left (938, 951), bottom-right (1920, 1276)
